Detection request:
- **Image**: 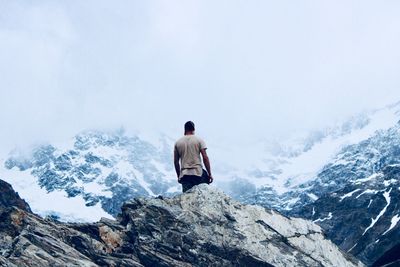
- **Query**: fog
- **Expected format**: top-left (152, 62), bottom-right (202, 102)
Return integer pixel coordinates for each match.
top-left (1, 0), bottom-right (400, 152)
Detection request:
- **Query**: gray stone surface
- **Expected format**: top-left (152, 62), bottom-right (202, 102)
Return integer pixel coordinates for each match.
top-left (0, 180), bottom-right (363, 266)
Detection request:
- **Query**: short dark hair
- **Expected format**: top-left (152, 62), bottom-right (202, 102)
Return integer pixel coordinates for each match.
top-left (184, 121), bottom-right (195, 132)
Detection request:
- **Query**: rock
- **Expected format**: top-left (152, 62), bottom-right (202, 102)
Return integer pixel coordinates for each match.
top-left (119, 184), bottom-right (362, 267)
top-left (0, 180), bottom-right (363, 266)
top-left (0, 180), bottom-right (31, 212)
top-left (291, 154), bottom-right (400, 266)
top-left (372, 243), bottom-right (400, 267)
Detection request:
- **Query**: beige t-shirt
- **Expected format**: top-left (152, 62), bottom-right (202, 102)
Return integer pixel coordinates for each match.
top-left (174, 135), bottom-right (207, 178)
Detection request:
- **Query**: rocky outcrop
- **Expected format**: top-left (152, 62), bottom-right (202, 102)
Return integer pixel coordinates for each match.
top-left (0, 180), bottom-right (31, 212)
top-left (119, 185), bottom-right (364, 267)
top-left (0, 180), bottom-right (362, 266)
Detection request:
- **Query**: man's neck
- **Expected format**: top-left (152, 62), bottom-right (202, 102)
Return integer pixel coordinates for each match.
top-left (184, 131), bottom-right (195, 135)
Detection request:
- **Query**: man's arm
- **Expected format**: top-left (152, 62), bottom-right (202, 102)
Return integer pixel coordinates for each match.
top-left (174, 148), bottom-right (181, 180)
top-left (200, 149), bottom-right (213, 183)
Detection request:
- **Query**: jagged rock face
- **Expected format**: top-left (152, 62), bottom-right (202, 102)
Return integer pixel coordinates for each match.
top-left (241, 124), bottom-right (400, 266)
top-left (0, 207), bottom-right (143, 266)
top-left (292, 165), bottom-right (400, 266)
top-left (286, 126), bottom-right (400, 266)
top-left (0, 181), bottom-right (362, 267)
top-left (0, 180), bottom-right (31, 212)
top-left (119, 185), bottom-right (362, 267)
top-left (245, 124), bottom-right (400, 212)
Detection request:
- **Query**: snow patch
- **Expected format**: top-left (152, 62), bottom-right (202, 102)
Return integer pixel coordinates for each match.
top-left (383, 179), bottom-right (397, 187)
top-left (314, 212), bottom-right (333, 223)
top-left (0, 168), bottom-right (113, 222)
top-left (111, 159), bottom-right (161, 197)
top-left (355, 189), bottom-right (378, 199)
top-left (354, 173), bottom-right (382, 185)
top-left (340, 189), bottom-right (361, 201)
top-left (382, 214), bottom-right (400, 235)
top-left (307, 193), bottom-right (318, 201)
top-left (363, 188), bottom-right (392, 236)
top-left (84, 181), bottom-right (112, 198)
top-left (348, 243), bottom-right (358, 252)
top-left (282, 197), bottom-right (300, 210)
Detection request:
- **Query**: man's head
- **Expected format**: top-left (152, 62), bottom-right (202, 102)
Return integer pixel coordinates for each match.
top-left (184, 121), bottom-right (195, 134)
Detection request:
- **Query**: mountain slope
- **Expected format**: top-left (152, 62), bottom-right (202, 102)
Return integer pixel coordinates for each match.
top-left (0, 130), bottom-right (177, 221)
top-left (2, 102), bottom-right (400, 223)
top-left (241, 102), bottom-right (400, 200)
top-left (238, 103), bottom-right (400, 265)
top-left (0, 180), bottom-right (363, 267)
top-left (290, 130), bottom-right (400, 266)
top-left (2, 102), bottom-right (400, 265)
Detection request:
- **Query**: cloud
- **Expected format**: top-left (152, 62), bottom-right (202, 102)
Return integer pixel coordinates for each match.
top-left (1, 0), bottom-right (400, 152)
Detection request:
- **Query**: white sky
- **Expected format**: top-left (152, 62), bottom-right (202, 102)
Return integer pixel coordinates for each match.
top-left (1, 0), bottom-right (400, 151)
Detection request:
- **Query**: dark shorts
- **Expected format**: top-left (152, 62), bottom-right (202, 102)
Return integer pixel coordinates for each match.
top-left (180, 170), bottom-right (210, 193)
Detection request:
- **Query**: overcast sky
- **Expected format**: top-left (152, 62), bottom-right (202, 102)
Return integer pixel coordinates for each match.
top-left (1, 0), bottom-right (400, 151)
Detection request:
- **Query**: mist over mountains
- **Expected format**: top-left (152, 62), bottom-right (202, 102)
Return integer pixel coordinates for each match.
top-left (1, 102), bottom-right (399, 219)
top-left (1, 102), bottom-right (400, 265)
top-left (2, 2), bottom-right (400, 266)
top-left (3, 1), bottom-right (400, 154)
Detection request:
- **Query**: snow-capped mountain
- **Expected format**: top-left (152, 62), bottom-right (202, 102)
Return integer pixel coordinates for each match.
top-left (1, 101), bottom-right (400, 265)
top-left (284, 125), bottom-right (400, 266)
top-left (237, 102), bottom-right (400, 266)
top-left (294, 164), bottom-right (400, 266)
top-left (0, 130), bottom-right (177, 222)
top-left (2, 102), bottom-right (400, 224)
top-left (240, 101), bottom-right (400, 209)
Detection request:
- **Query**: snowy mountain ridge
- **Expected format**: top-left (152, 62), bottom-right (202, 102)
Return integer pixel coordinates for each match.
top-left (240, 103), bottom-right (400, 266)
top-left (0, 130), bottom-right (177, 222)
top-left (1, 102), bottom-right (400, 223)
top-left (245, 102), bottom-right (400, 194)
top-left (1, 102), bottom-right (400, 265)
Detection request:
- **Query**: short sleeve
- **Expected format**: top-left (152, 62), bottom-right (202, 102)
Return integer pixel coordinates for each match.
top-left (199, 138), bottom-right (207, 150)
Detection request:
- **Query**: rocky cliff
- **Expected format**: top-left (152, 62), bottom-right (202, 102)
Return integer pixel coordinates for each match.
top-left (0, 179), bottom-right (31, 213)
top-left (0, 180), bottom-right (362, 266)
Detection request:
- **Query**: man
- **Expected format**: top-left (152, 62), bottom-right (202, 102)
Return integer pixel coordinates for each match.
top-left (174, 121), bottom-right (213, 192)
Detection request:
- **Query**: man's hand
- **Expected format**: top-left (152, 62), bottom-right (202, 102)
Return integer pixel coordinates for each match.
top-left (200, 149), bottom-right (212, 184)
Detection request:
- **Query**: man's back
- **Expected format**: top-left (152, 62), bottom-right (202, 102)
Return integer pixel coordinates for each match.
top-left (174, 121), bottom-right (213, 193)
top-left (174, 135), bottom-right (206, 178)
